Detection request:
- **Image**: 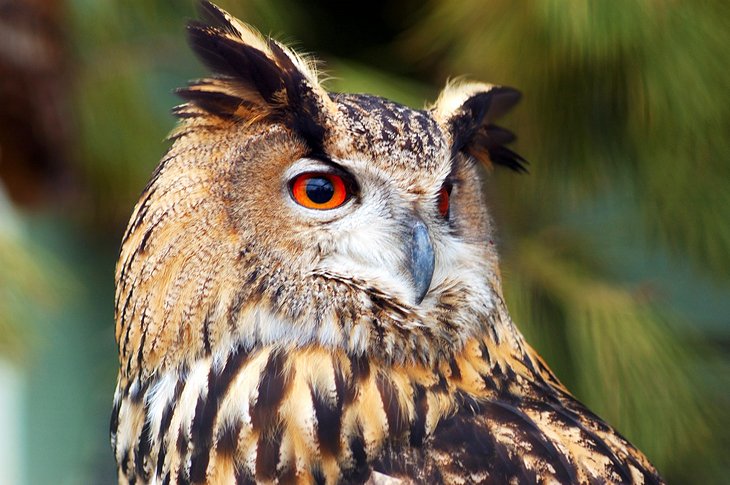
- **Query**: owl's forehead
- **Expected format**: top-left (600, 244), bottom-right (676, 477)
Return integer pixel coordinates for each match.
top-left (326, 94), bottom-right (449, 176)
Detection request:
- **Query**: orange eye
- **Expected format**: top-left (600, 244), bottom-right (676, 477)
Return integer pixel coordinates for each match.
top-left (438, 187), bottom-right (450, 218)
top-left (290, 172), bottom-right (348, 210)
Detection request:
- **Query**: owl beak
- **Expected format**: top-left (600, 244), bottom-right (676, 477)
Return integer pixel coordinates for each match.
top-left (408, 219), bottom-right (435, 305)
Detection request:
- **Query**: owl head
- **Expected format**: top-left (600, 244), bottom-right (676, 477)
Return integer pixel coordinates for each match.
top-left (115, 1), bottom-right (526, 378)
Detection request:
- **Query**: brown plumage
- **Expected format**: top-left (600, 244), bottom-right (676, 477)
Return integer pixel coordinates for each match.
top-left (111, 2), bottom-right (664, 484)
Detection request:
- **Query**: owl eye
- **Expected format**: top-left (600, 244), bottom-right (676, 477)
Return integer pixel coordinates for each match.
top-left (290, 172), bottom-right (348, 210)
top-left (437, 185), bottom-right (451, 218)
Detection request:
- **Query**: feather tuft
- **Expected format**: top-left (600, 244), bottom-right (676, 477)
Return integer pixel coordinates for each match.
top-left (432, 82), bottom-right (528, 173)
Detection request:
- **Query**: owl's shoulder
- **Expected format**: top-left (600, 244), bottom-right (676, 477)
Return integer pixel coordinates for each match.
top-left (371, 380), bottom-right (663, 485)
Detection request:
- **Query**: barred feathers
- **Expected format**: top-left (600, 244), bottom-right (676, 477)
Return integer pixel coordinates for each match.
top-left (112, 329), bottom-right (661, 483)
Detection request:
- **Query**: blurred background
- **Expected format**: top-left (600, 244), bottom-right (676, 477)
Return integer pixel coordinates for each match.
top-left (0, 0), bottom-right (728, 483)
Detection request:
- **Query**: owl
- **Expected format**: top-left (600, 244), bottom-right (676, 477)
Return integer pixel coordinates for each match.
top-left (111, 2), bottom-right (664, 484)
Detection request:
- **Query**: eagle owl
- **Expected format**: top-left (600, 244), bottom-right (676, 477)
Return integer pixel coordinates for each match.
top-left (111, 2), bottom-right (664, 484)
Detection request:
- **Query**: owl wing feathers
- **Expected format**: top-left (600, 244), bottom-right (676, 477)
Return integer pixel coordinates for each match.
top-left (372, 386), bottom-right (663, 484)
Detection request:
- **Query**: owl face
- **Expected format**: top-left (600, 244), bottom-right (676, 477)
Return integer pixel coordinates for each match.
top-left (115, 4), bottom-right (526, 374)
top-left (227, 92), bottom-right (493, 312)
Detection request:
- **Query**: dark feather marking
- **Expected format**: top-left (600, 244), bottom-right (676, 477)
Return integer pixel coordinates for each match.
top-left (310, 381), bottom-right (343, 457)
top-left (158, 378), bottom-right (185, 442)
top-left (535, 357), bottom-right (562, 387)
top-left (245, 268), bottom-right (260, 287)
top-left (456, 390), bottom-right (482, 415)
top-left (541, 398), bottom-right (634, 483)
top-left (433, 413), bottom-right (498, 478)
top-left (175, 423), bottom-right (190, 484)
top-left (409, 384), bottom-right (428, 447)
top-left (134, 314), bottom-right (148, 377)
top-left (129, 376), bottom-right (149, 404)
top-left (190, 346), bottom-right (251, 482)
top-left (176, 462), bottom-right (192, 485)
top-left (267, 40), bottom-right (326, 152)
top-left (270, 284), bottom-right (285, 310)
top-left (215, 420), bottom-right (242, 459)
top-left (235, 467), bottom-right (257, 485)
top-left (251, 350), bottom-right (290, 478)
top-left (156, 445), bottom-right (167, 478)
top-left (120, 448), bottom-right (131, 476)
top-left (333, 357), bottom-right (347, 403)
top-left (347, 432), bottom-right (370, 482)
top-left (176, 425), bottom-right (188, 463)
top-left (448, 356), bottom-right (462, 380)
top-left (120, 291), bottom-right (134, 355)
top-left (251, 350), bottom-right (289, 429)
top-left (188, 398), bottom-right (210, 482)
top-left (478, 339), bottom-right (491, 363)
top-left (349, 353), bottom-right (370, 382)
top-left (121, 179), bottom-right (159, 244)
top-left (479, 144), bottom-right (529, 173)
top-left (161, 472), bottom-right (170, 485)
top-left (135, 410), bottom-right (153, 481)
top-left (372, 318), bottom-right (386, 345)
top-left (376, 374), bottom-right (407, 437)
top-left (187, 24), bottom-right (284, 103)
top-left (227, 287), bottom-right (248, 331)
top-left (136, 226), bottom-right (154, 256)
top-left (486, 400), bottom-right (577, 483)
top-left (176, 87), bottom-right (241, 118)
top-left (449, 88), bottom-right (528, 173)
top-left (202, 309), bottom-right (212, 355)
top-left (279, 461), bottom-right (298, 484)
top-left (110, 398), bottom-right (121, 439)
top-left (255, 423), bottom-right (284, 481)
top-left (312, 467), bottom-right (326, 485)
top-left (432, 372), bottom-right (449, 394)
top-left (553, 389), bottom-right (612, 433)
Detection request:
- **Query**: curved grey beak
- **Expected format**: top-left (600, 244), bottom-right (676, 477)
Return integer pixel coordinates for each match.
top-left (407, 219), bottom-right (435, 305)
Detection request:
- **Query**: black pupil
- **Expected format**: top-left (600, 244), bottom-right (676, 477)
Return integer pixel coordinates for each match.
top-left (306, 177), bottom-right (334, 204)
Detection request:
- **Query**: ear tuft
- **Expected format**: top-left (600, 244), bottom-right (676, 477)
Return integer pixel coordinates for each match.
top-left (432, 81), bottom-right (527, 173)
top-left (178, 2), bottom-right (327, 148)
